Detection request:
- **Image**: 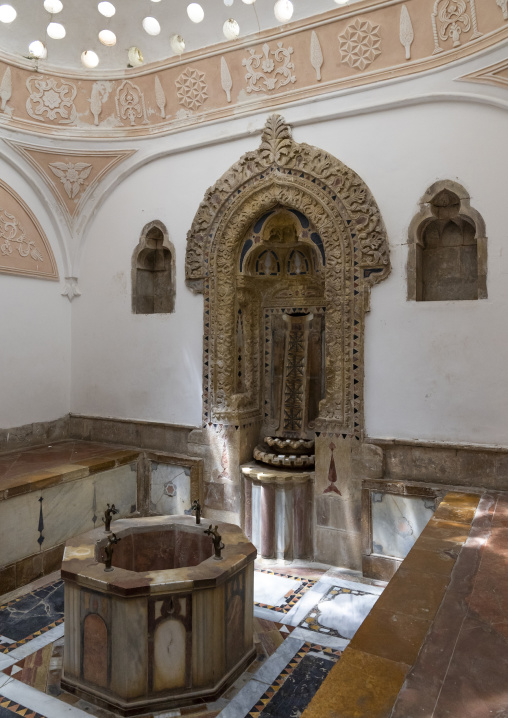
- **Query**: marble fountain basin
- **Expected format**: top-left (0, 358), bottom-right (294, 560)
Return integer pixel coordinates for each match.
top-left (61, 515), bottom-right (257, 717)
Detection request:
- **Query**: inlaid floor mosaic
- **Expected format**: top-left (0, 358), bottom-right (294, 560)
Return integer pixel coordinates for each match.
top-left (300, 584), bottom-right (379, 640)
top-left (0, 567), bottom-right (383, 718)
top-left (0, 583), bottom-right (64, 654)
top-left (248, 644), bottom-right (342, 718)
top-left (0, 695), bottom-right (45, 718)
top-left (253, 569), bottom-right (317, 614)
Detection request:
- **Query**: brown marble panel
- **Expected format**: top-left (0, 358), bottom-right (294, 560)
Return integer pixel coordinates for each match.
top-left (260, 484), bottom-right (275, 559)
top-left (83, 614), bottom-right (108, 688)
top-left (302, 648), bottom-right (407, 718)
top-left (350, 607), bottom-right (431, 668)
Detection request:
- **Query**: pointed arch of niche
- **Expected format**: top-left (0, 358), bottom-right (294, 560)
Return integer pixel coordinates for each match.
top-left (0, 178), bottom-right (58, 280)
top-left (185, 115), bottom-right (390, 435)
top-left (408, 180), bottom-right (487, 301)
top-left (132, 220), bottom-right (175, 314)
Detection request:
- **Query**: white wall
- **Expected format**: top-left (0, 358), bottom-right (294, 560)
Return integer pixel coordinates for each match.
top-left (293, 102), bottom-right (508, 445)
top-left (0, 167), bottom-right (70, 429)
top-left (71, 137), bottom-right (255, 427)
top-left (72, 100), bottom-right (508, 445)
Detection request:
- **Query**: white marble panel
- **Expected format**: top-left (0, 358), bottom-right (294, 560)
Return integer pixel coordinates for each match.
top-left (315, 592), bottom-right (378, 639)
top-left (254, 572), bottom-right (301, 607)
top-left (371, 492), bottom-right (435, 559)
top-left (150, 462), bottom-right (191, 515)
top-left (251, 483), bottom-right (261, 552)
top-left (2, 677), bottom-right (91, 716)
top-left (0, 492), bottom-right (41, 565)
top-left (42, 464), bottom-right (137, 548)
top-left (8, 623), bottom-right (65, 661)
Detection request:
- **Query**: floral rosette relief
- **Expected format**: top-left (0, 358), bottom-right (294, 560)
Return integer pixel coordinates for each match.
top-left (26, 76), bottom-right (77, 124)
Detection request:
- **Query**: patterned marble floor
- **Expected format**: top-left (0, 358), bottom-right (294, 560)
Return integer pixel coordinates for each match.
top-left (0, 564), bottom-right (384, 718)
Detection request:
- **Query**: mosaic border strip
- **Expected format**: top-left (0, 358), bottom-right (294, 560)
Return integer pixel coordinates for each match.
top-left (0, 695), bottom-right (46, 718)
top-left (254, 569), bottom-right (317, 614)
top-left (248, 642), bottom-right (342, 717)
top-left (0, 618), bottom-right (64, 656)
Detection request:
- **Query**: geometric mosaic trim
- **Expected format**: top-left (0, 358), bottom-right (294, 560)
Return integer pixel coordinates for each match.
top-left (248, 642), bottom-right (342, 717)
top-left (0, 618), bottom-right (64, 655)
top-left (0, 695), bottom-right (46, 718)
top-left (254, 569), bottom-right (317, 614)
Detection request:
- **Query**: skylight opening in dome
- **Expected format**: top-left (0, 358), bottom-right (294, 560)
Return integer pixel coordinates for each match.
top-left (274, 0), bottom-right (293, 22)
top-left (224, 0), bottom-right (233, 5)
top-left (47, 22), bottom-right (66, 39)
top-left (44, 0), bottom-right (63, 13)
top-left (81, 50), bottom-right (99, 68)
top-left (142, 16), bottom-right (161, 35)
top-left (170, 34), bottom-right (185, 54)
top-left (99, 29), bottom-right (116, 46)
top-left (0, 5), bottom-right (16, 23)
top-left (223, 18), bottom-right (239, 40)
top-left (242, 0), bottom-right (256, 4)
top-left (128, 46), bottom-right (144, 66)
top-left (187, 3), bottom-right (204, 23)
top-left (98, 2), bottom-right (115, 17)
top-left (334, 0), bottom-right (349, 4)
top-left (29, 40), bottom-right (47, 59)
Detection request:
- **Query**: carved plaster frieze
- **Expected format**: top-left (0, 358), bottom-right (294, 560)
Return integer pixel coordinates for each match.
top-left (176, 67), bottom-right (208, 110)
top-left (89, 81), bottom-right (113, 126)
top-left (5, 142), bottom-right (135, 230)
top-left (115, 80), bottom-right (148, 126)
top-left (0, 178), bottom-right (58, 280)
top-left (0, 66), bottom-right (12, 114)
top-left (458, 56), bottom-right (508, 88)
top-left (310, 31), bottom-right (324, 81)
top-left (186, 115), bottom-right (390, 436)
top-left (497, 0), bottom-right (508, 21)
top-left (400, 6), bottom-right (415, 60)
top-left (243, 42), bottom-right (296, 93)
top-left (26, 75), bottom-right (77, 124)
top-left (221, 57), bottom-right (233, 102)
top-left (338, 18), bottom-right (382, 71)
top-left (0, 0), bottom-right (503, 138)
top-left (432, 0), bottom-right (482, 54)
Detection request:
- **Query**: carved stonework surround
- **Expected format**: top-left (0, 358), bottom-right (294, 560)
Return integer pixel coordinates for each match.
top-left (408, 180), bottom-right (487, 301)
top-left (186, 115), bottom-right (390, 438)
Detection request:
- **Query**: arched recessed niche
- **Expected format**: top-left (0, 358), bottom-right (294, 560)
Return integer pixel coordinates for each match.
top-left (408, 180), bottom-right (487, 302)
top-left (132, 220), bottom-right (175, 314)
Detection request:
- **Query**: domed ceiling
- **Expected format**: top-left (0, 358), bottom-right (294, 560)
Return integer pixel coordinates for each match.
top-left (0, 0), bottom-right (360, 72)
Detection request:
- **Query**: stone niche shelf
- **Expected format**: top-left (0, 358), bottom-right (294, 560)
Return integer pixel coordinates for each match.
top-left (242, 463), bottom-right (314, 561)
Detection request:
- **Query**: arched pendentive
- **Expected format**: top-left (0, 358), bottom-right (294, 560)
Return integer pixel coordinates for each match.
top-left (186, 115), bottom-right (390, 436)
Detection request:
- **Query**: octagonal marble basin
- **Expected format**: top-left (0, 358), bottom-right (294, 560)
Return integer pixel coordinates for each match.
top-left (61, 515), bottom-right (256, 716)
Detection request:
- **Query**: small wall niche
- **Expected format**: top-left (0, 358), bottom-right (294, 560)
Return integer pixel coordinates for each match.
top-left (132, 221), bottom-right (175, 314)
top-left (408, 181), bottom-right (487, 301)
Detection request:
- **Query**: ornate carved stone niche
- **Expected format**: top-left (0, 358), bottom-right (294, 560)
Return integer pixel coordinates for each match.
top-left (186, 114), bottom-right (390, 436)
top-left (408, 180), bottom-right (487, 301)
top-left (186, 115), bottom-right (390, 567)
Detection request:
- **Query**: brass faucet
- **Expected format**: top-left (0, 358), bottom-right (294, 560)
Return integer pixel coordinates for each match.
top-left (190, 499), bottom-right (202, 524)
top-left (204, 524), bottom-right (225, 560)
top-left (103, 532), bottom-right (121, 572)
top-left (103, 503), bottom-right (119, 533)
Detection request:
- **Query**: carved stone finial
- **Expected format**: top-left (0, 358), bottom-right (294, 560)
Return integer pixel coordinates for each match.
top-left (259, 114), bottom-right (294, 167)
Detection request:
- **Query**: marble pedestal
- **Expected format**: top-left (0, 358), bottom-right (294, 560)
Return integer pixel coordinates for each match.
top-left (242, 463), bottom-right (314, 561)
top-left (61, 515), bottom-right (256, 716)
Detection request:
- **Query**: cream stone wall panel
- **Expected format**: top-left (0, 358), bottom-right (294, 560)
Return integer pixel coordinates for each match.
top-left (0, 1), bottom-right (503, 138)
top-left (0, 178), bottom-right (58, 279)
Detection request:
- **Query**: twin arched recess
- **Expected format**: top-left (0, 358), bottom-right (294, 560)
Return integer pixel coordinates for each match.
top-left (185, 115), bottom-right (390, 437)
